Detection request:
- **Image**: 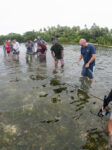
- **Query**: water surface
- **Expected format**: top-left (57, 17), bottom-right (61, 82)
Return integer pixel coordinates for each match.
top-left (0, 44), bottom-right (112, 150)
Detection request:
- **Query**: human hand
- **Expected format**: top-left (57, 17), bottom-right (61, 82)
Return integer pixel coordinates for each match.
top-left (78, 61), bottom-right (80, 66)
top-left (85, 63), bottom-right (89, 68)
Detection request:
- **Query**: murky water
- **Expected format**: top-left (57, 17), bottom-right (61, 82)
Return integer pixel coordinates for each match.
top-left (0, 44), bottom-right (112, 150)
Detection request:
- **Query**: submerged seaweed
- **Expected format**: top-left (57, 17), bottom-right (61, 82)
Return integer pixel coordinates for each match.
top-left (53, 87), bottom-right (67, 93)
top-left (50, 79), bottom-right (61, 86)
top-left (82, 128), bottom-right (108, 150)
top-left (30, 74), bottom-right (46, 80)
top-left (41, 117), bottom-right (61, 124)
top-left (51, 97), bottom-right (61, 103)
top-left (77, 89), bottom-right (90, 100)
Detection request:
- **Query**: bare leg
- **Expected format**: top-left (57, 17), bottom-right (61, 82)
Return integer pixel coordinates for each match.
top-left (55, 59), bottom-right (58, 68)
top-left (89, 78), bottom-right (94, 84)
top-left (61, 60), bottom-right (64, 68)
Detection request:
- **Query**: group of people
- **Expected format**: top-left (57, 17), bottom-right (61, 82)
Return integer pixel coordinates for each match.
top-left (2, 36), bottom-right (112, 146)
top-left (3, 37), bottom-right (48, 62)
top-left (3, 40), bottom-right (20, 59)
top-left (3, 38), bottom-right (96, 82)
top-left (25, 38), bottom-right (47, 62)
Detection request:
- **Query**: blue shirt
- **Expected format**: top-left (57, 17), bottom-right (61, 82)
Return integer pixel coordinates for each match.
top-left (81, 44), bottom-right (96, 66)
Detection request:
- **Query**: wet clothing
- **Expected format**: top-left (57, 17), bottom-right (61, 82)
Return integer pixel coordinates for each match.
top-left (51, 44), bottom-right (64, 59)
top-left (25, 41), bottom-right (34, 55)
top-left (81, 44), bottom-right (96, 67)
top-left (81, 65), bottom-right (94, 79)
top-left (80, 44), bottom-right (96, 79)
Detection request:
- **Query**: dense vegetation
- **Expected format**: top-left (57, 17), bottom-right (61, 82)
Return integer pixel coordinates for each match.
top-left (0, 23), bottom-right (112, 46)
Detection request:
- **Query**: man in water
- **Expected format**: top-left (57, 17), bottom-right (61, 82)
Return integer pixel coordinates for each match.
top-left (33, 39), bottom-right (38, 55)
top-left (78, 39), bottom-right (96, 83)
top-left (12, 40), bottom-right (20, 60)
top-left (51, 39), bottom-right (64, 68)
top-left (25, 39), bottom-right (34, 62)
top-left (3, 41), bottom-right (7, 56)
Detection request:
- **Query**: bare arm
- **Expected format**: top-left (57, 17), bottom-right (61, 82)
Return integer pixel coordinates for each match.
top-left (78, 54), bottom-right (83, 65)
top-left (51, 51), bottom-right (55, 60)
top-left (85, 54), bottom-right (96, 68)
top-left (61, 50), bottom-right (64, 59)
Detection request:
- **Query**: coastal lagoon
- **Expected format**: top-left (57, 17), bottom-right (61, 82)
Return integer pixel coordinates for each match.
top-left (0, 44), bottom-right (112, 150)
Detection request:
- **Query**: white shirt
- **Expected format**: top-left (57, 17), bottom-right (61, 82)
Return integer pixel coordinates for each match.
top-left (13, 42), bottom-right (20, 52)
top-left (33, 43), bottom-right (38, 53)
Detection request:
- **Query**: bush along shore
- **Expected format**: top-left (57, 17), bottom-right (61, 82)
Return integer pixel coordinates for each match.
top-left (1, 23), bottom-right (112, 47)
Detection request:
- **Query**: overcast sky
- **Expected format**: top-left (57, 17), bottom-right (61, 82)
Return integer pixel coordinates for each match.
top-left (0, 0), bottom-right (112, 35)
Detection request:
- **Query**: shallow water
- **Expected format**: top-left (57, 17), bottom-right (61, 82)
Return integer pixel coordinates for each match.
top-left (0, 44), bottom-right (112, 150)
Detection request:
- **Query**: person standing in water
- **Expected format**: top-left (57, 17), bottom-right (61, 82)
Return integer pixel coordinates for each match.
top-left (12, 40), bottom-right (20, 60)
top-left (3, 41), bottom-right (7, 56)
top-left (33, 39), bottom-right (38, 55)
top-left (78, 39), bottom-right (96, 83)
top-left (6, 40), bottom-right (11, 56)
top-left (37, 42), bottom-right (47, 63)
top-left (51, 39), bottom-right (64, 68)
top-left (25, 39), bottom-right (34, 62)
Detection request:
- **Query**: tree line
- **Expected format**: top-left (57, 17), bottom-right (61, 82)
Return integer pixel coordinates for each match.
top-left (0, 23), bottom-right (112, 46)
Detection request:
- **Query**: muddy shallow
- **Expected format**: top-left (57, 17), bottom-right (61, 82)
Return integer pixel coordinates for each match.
top-left (0, 44), bottom-right (112, 150)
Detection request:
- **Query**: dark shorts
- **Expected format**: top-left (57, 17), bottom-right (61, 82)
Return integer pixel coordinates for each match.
top-left (38, 55), bottom-right (46, 63)
top-left (81, 65), bottom-right (94, 79)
